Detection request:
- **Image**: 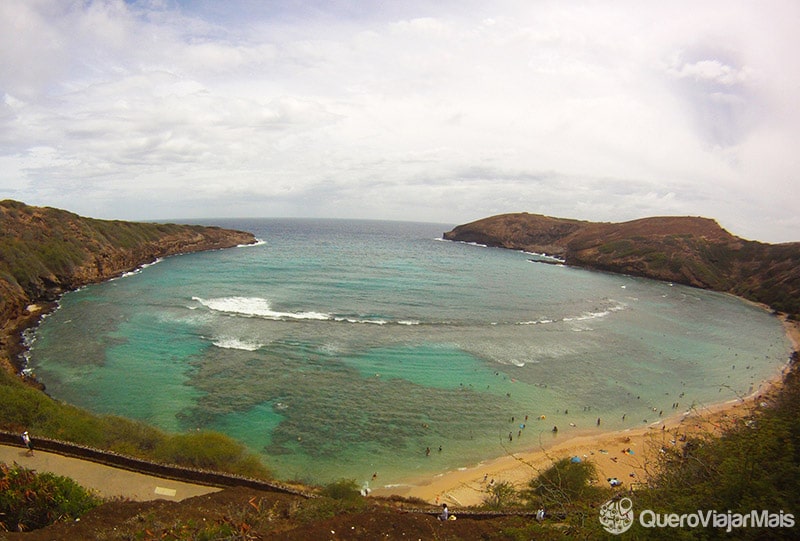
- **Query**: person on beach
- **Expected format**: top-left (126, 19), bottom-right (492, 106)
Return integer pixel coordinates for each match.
top-left (21, 431), bottom-right (33, 456)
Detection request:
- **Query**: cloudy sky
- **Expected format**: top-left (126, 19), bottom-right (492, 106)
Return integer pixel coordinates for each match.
top-left (1, 1), bottom-right (798, 242)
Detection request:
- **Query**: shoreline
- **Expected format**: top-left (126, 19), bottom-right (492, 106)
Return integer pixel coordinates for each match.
top-left (2, 227), bottom-right (796, 503)
top-left (373, 316), bottom-right (799, 507)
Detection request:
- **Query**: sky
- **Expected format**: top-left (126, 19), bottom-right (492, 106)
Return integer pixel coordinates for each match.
top-left (1, 0), bottom-right (798, 242)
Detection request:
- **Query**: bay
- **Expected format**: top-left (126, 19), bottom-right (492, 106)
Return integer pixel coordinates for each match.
top-left (29, 219), bottom-right (791, 487)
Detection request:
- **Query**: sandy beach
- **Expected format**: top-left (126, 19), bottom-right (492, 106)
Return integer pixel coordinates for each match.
top-left (373, 317), bottom-right (799, 507)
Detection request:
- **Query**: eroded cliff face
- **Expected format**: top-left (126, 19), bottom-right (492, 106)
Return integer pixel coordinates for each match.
top-left (0, 200), bottom-right (257, 373)
top-left (444, 213), bottom-right (800, 317)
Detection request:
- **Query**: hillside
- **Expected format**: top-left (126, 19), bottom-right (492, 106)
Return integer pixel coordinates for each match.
top-left (1, 205), bottom-right (799, 538)
top-left (444, 213), bottom-right (800, 317)
top-left (0, 200), bottom-right (256, 373)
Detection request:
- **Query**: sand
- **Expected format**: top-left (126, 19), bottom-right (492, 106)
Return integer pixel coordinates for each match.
top-left (372, 317), bottom-right (799, 508)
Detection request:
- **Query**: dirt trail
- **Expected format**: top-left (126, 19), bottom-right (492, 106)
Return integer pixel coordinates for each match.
top-left (0, 443), bottom-right (220, 502)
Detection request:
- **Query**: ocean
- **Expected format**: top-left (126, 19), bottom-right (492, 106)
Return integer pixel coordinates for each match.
top-left (27, 218), bottom-right (791, 489)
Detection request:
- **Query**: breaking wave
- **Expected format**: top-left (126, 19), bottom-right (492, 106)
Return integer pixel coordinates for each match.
top-left (517, 299), bottom-right (627, 325)
top-left (193, 296), bottom-right (410, 325)
top-left (192, 296), bottom-right (330, 321)
top-left (239, 238), bottom-right (267, 248)
top-left (117, 258), bottom-right (164, 279)
top-left (211, 336), bottom-right (264, 351)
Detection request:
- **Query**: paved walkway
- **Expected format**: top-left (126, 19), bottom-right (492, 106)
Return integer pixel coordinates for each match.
top-left (0, 444), bottom-right (220, 502)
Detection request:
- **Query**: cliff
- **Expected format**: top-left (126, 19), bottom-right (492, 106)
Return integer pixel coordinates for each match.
top-left (0, 200), bottom-right (256, 373)
top-left (444, 213), bottom-right (800, 317)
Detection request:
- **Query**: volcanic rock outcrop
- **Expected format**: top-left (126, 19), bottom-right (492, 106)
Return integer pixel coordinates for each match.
top-left (444, 213), bottom-right (800, 317)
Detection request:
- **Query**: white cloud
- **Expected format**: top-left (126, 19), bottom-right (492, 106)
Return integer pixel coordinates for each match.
top-left (667, 58), bottom-right (751, 86)
top-left (0, 0), bottom-right (798, 241)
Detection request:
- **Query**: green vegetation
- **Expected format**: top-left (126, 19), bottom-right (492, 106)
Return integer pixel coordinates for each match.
top-left (483, 480), bottom-right (518, 510)
top-left (474, 354), bottom-right (800, 538)
top-left (123, 482), bottom-right (371, 540)
top-left (472, 456), bottom-right (612, 538)
top-left (478, 456), bottom-right (608, 512)
top-left (291, 479), bottom-right (368, 523)
top-left (0, 200), bottom-right (265, 482)
top-left (446, 212), bottom-right (800, 319)
top-left (153, 431), bottom-right (269, 478)
top-left (0, 462), bottom-right (102, 532)
top-left (0, 200), bottom-right (168, 294)
top-left (0, 368), bottom-right (271, 479)
top-left (524, 457), bottom-right (605, 510)
top-left (319, 478), bottom-right (362, 501)
top-left (521, 457), bottom-right (609, 536)
top-left (0, 199), bottom-right (252, 323)
top-left (133, 518), bottom-right (255, 541)
top-left (629, 352), bottom-right (800, 539)
top-left (2, 203), bottom-right (799, 537)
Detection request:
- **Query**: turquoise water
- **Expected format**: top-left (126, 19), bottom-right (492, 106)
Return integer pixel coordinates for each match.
top-left (28, 219), bottom-right (792, 487)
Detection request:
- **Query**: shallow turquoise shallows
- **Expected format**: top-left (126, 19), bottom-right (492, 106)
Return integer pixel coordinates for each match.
top-left (29, 219), bottom-right (791, 487)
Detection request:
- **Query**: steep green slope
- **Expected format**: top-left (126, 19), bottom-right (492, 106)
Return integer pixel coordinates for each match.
top-left (0, 200), bottom-right (256, 371)
top-left (0, 200), bottom-right (271, 479)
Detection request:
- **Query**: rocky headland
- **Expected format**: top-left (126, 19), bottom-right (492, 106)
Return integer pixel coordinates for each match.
top-left (444, 213), bottom-right (800, 318)
top-left (0, 200), bottom-right (256, 376)
top-left (2, 206), bottom-right (800, 539)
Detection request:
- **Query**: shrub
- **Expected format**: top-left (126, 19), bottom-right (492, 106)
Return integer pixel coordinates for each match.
top-left (0, 371), bottom-right (271, 479)
top-left (483, 480), bottom-right (519, 509)
top-left (524, 457), bottom-right (603, 509)
top-left (279, 479), bottom-right (367, 524)
top-left (633, 359), bottom-right (800, 539)
top-left (320, 478), bottom-right (361, 501)
top-left (154, 431), bottom-right (271, 478)
top-left (0, 462), bottom-right (101, 532)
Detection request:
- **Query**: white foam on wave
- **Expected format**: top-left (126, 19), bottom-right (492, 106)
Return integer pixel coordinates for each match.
top-left (524, 251), bottom-right (566, 263)
top-left (517, 300), bottom-right (626, 326)
top-left (563, 300), bottom-right (627, 322)
top-left (239, 238), bottom-right (267, 248)
top-left (334, 316), bottom-right (388, 325)
top-left (518, 318), bottom-right (555, 325)
top-left (193, 296), bottom-right (331, 321)
top-left (194, 296), bottom-right (427, 326)
top-left (211, 337), bottom-right (264, 351)
top-left (563, 311), bottom-right (608, 322)
top-left (440, 238), bottom-right (489, 248)
top-left (117, 258), bottom-right (164, 279)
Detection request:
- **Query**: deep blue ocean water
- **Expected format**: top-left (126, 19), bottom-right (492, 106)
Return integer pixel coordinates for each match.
top-left (28, 219), bottom-right (791, 488)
